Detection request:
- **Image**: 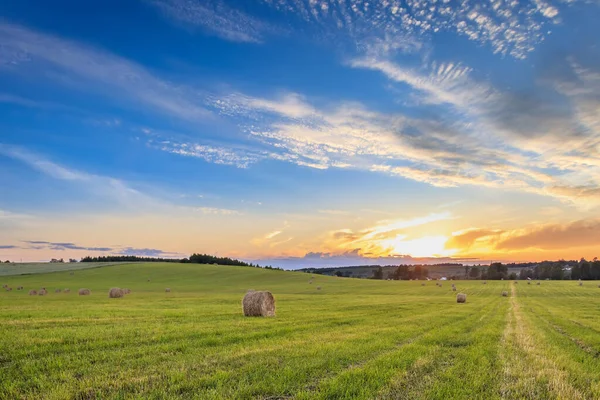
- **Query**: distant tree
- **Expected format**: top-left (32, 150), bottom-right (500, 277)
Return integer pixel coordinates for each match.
top-left (508, 272), bottom-right (517, 280)
top-left (372, 267), bottom-right (384, 280)
top-left (335, 271), bottom-right (343, 277)
top-left (464, 265), bottom-right (471, 279)
top-left (69, 259), bottom-right (78, 263)
top-left (4, 260), bottom-right (9, 263)
top-left (469, 266), bottom-right (480, 278)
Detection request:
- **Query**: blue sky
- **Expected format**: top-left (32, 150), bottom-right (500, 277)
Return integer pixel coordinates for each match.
top-left (1, 0), bottom-right (600, 267)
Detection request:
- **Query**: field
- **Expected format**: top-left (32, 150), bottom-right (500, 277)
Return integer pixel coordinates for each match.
top-left (1, 263), bottom-right (600, 399)
top-left (0, 262), bottom-right (134, 277)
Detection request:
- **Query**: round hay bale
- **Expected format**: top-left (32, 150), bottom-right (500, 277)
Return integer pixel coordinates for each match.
top-left (78, 288), bottom-right (91, 296)
top-left (28, 289), bottom-right (37, 296)
top-left (483, 281), bottom-right (487, 284)
top-left (514, 281), bottom-right (518, 284)
top-left (502, 291), bottom-right (508, 297)
top-left (242, 291), bottom-right (275, 317)
top-left (537, 282), bottom-right (540, 285)
top-left (165, 288), bottom-right (171, 292)
top-left (38, 289), bottom-right (47, 296)
top-left (55, 289), bottom-right (62, 293)
top-left (317, 286), bottom-right (322, 291)
top-left (579, 281), bottom-right (583, 286)
top-left (527, 281), bottom-right (531, 285)
top-left (456, 293), bottom-right (467, 303)
top-left (421, 283), bottom-right (426, 286)
top-left (452, 287), bottom-right (457, 291)
top-left (70, 272), bottom-right (74, 275)
top-left (108, 287), bottom-right (123, 298)
top-left (64, 289), bottom-right (70, 293)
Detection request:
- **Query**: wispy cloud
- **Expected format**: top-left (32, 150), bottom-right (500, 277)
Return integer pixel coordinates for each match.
top-left (22, 240), bottom-right (113, 252)
top-left (194, 207), bottom-right (241, 215)
top-left (0, 22), bottom-right (211, 121)
top-left (148, 0), bottom-right (276, 43)
top-left (260, 0), bottom-right (562, 58)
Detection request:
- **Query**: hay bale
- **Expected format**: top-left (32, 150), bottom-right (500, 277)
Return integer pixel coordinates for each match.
top-left (38, 289), bottom-right (47, 296)
top-left (483, 281), bottom-right (487, 284)
top-left (317, 286), bottom-right (322, 291)
top-left (452, 287), bottom-right (457, 291)
top-left (537, 282), bottom-right (540, 285)
top-left (579, 281), bottom-right (583, 286)
top-left (502, 291), bottom-right (508, 297)
top-left (28, 290), bottom-right (37, 296)
top-left (456, 293), bottom-right (467, 303)
top-left (6, 287), bottom-right (12, 291)
top-left (242, 291), bottom-right (275, 317)
top-left (514, 281), bottom-right (518, 284)
top-left (108, 287), bottom-right (123, 298)
top-left (165, 288), bottom-right (171, 292)
top-left (70, 271), bottom-right (74, 275)
top-left (1, 284), bottom-right (6, 288)
top-left (78, 288), bottom-right (91, 296)
top-left (421, 283), bottom-right (426, 286)
top-left (55, 289), bottom-right (62, 293)
top-left (527, 281), bottom-right (531, 285)
top-left (64, 289), bottom-right (70, 293)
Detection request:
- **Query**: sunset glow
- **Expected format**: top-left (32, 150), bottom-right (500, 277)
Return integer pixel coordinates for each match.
top-left (1, 1), bottom-right (600, 268)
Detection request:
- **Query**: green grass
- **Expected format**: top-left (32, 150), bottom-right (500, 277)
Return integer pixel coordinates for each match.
top-left (1, 264), bottom-right (599, 399)
top-left (0, 262), bottom-right (134, 276)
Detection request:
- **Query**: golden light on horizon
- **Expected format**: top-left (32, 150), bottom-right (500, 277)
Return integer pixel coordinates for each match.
top-left (382, 235), bottom-right (457, 258)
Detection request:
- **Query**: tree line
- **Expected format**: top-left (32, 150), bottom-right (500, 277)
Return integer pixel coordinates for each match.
top-left (79, 253), bottom-right (279, 269)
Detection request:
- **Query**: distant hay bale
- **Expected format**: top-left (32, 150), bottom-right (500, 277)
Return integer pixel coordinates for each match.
top-left (502, 291), bottom-right (508, 297)
top-left (1, 284), bottom-right (6, 288)
top-left (421, 283), bottom-right (426, 286)
top-left (165, 288), bottom-right (171, 292)
top-left (317, 286), bottom-right (322, 291)
top-left (579, 281), bottom-right (583, 286)
top-left (537, 282), bottom-right (540, 285)
top-left (483, 281), bottom-right (487, 284)
top-left (452, 287), bottom-right (457, 291)
top-left (38, 289), bottom-right (47, 296)
top-left (122, 288), bottom-right (131, 294)
top-left (55, 289), bottom-right (62, 293)
top-left (70, 272), bottom-right (74, 275)
top-left (514, 281), bottom-right (518, 284)
top-left (64, 289), bottom-right (70, 293)
top-left (17, 286), bottom-right (23, 290)
top-left (78, 288), bottom-right (91, 296)
top-left (108, 287), bottom-right (123, 298)
top-left (147, 279), bottom-right (151, 282)
top-left (242, 291), bottom-right (275, 317)
top-left (6, 287), bottom-right (12, 291)
top-left (456, 293), bottom-right (467, 303)
top-left (527, 281), bottom-right (531, 285)
top-left (28, 290), bottom-right (37, 296)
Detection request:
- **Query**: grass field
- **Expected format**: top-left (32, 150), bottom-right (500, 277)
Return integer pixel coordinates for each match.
top-left (1, 263), bottom-right (600, 399)
top-left (0, 262), bottom-right (134, 276)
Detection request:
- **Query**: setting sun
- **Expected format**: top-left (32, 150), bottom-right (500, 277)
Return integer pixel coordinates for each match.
top-left (385, 235), bottom-right (455, 258)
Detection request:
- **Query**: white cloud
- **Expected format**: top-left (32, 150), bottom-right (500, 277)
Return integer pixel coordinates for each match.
top-left (148, 0), bottom-right (276, 43)
top-left (0, 22), bottom-right (211, 121)
top-left (195, 207), bottom-right (241, 215)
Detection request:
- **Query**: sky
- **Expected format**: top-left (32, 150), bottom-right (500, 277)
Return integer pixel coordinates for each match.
top-left (1, 0), bottom-right (600, 268)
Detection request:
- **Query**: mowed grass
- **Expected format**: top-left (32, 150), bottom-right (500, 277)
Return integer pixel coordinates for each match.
top-left (1, 264), bottom-right (600, 399)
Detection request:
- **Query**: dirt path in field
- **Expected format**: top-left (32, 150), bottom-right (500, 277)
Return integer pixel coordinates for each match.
top-left (499, 284), bottom-right (584, 399)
